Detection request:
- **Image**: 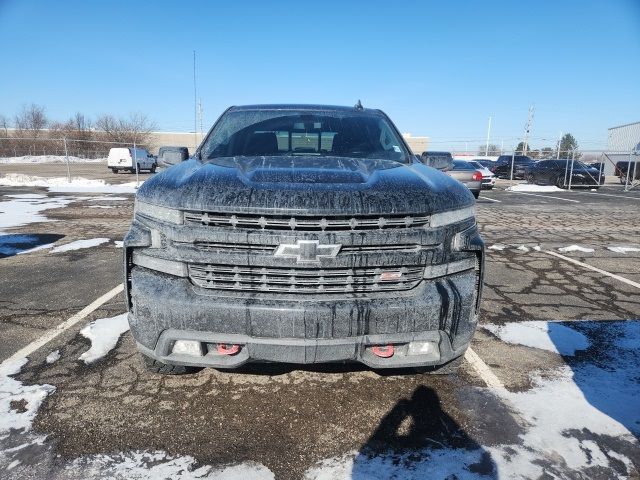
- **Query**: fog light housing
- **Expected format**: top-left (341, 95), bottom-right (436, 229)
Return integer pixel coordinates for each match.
top-left (408, 341), bottom-right (438, 357)
top-left (172, 340), bottom-right (204, 356)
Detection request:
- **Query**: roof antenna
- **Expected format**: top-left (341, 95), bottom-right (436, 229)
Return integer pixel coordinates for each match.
top-left (354, 99), bottom-right (363, 111)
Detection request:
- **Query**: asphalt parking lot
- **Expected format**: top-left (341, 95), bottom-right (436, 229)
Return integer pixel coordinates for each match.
top-left (1, 164), bottom-right (639, 479)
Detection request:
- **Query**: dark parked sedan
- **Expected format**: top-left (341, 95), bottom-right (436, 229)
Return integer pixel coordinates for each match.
top-left (493, 155), bottom-right (535, 179)
top-left (526, 159), bottom-right (604, 188)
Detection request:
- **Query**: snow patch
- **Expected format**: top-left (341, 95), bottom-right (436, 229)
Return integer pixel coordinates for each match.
top-left (70, 452), bottom-right (274, 479)
top-left (0, 174), bottom-right (141, 194)
top-left (533, 245), bottom-right (541, 251)
top-left (484, 321), bottom-right (590, 356)
top-left (87, 205), bottom-right (114, 209)
top-left (506, 184), bottom-right (563, 192)
top-left (488, 244), bottom-right (507, 251)
top-left (516, 245), bottom-right (529, 252)
top-left (45, 350), bottom-right (60, 364)
top-left (607, 246), bottom-right (640, 254)
top-left (87, 196), bottom-right (129, 202)
top-left (558, 245), bottom-right (594, 253)
top-left (78, 314), bottom-right (130, 364)
top-left (114, 241), bottom-right (123, 248)
top-left (0, 194), bottom-right (71, 232)
top-left (306, 448), bottom-right (490, 480)
top-left (0, 155), bottom-right (104, 164)
top-left (0, 358), bottom-right (55, 434)
top-left (50, 238), bottom-right (109, 254)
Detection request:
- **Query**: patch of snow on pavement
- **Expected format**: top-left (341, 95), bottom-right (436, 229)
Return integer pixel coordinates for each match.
top-left (506, 184), bottom-right (563, 192)
top-left (0, 358), bottom-right (55, 434)
top-left (45, 350), bottom-right (60, 364)
top-left (516, 245), bottom-right (529, 252)
top-left (50, 238), bottom-right (109, 253)
top-left (484, 321), bottom-right (589, 356)
top-left (0, 155), bottom-right (104, 164)
top-left (306, 448), bottom-right (490, 480)
top-left (87, 196), bottom-right (129, 201)
top-left (87, 205), bottom-right (114, 209)
top-left (0, 173), bottom-right (141, 194)
top-left (488, 244), bottom-right (507, 250)
top-left (607, 246), bottom-right (640, 254)
top-left (0, 194), bottom-right (71, 232)
top-left (71, 453), bottom-right (274, 480)
top-left (558, 245), bottom-right (595, 253)
top-left (78, 314), bottom-right (130, 364)
top-left (114, 240), bottom-right (123, 248)
top-left (533, 245), bottom-right (541, 251)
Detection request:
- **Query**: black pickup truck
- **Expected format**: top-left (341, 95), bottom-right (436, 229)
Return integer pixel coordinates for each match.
top-left (124, 104), bottom-right (484, 374)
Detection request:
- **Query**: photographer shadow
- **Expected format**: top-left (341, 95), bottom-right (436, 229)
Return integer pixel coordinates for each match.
top-left (351, 385), bottom-right (496, 479)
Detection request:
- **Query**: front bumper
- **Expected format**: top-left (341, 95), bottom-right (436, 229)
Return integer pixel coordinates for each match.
top-left (128, 265), bottom-right (481, 369)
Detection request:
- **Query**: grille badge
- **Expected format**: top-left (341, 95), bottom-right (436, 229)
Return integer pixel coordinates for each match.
top-left (273, 240), bottom-right (342, 264)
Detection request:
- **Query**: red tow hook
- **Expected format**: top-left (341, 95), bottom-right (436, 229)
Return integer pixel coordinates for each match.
top-left (216, 344), bottom-right (241, 356)
top-left (371, 345), bottom-right (394, 358)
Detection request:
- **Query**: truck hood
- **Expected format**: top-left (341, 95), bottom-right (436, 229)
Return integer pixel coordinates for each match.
top-left (136, 156), bottom-right (474, 216)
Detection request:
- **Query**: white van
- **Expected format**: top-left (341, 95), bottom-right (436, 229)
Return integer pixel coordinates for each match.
top-left (107, 147), bottom-right (156, 174)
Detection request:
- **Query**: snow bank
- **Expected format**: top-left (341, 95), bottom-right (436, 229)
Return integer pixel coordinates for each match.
top-left (50, 238), bottom-right (109, 254)
top-left (0, 155), bottom-right (105, 164)
top-left (0, 173), bottom-right (141, 194)
top-left (484, 321), bottom-right (590, 356)
top-left (607, 246), bottom-right (640, 254)
top-left (506, 184), bottom-right (563, 192)
top-left (78, 314), bottom-right (130, 364)
top-left (558, 245), bottom-right (594, 253)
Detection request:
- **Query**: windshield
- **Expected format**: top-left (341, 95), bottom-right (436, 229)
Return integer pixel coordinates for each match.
top-left (200, 109), bottom-right (409, 163)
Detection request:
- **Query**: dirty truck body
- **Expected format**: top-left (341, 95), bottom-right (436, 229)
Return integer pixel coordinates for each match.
top-left (124, 104), bottom-right (484, 372)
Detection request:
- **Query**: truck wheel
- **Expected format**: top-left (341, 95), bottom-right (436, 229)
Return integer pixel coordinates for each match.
top-left (526, 173), bottom-right (535, 184)
top-left (555, 175), bottom-right (566, 189)
top-left (140, 354), bottom-right (200, 375)
top-left (111, 168), bottom-right (118, 174)
top-left (150, 164), bottom-right (156, 173)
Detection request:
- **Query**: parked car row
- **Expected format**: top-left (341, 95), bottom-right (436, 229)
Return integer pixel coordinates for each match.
top-left (107, 146), bottom-right (190, 174)
top-left (419, 152), bottom-right (491, 198)
top-left (525, 159), bottom-right (604, 188)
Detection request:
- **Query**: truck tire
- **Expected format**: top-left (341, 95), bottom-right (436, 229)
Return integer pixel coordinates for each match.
top-left (150, 164), bottom-right (156, 173)
top-left (111, 168), bottom-right (118, 174)
top-left (555, 175), bottom-right (565, 189)
top-left (140, 354), bottom-right (200, 375)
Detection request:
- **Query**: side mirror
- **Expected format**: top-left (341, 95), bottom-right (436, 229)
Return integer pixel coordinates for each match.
top-left (420, 153), bottom-right (453, 171)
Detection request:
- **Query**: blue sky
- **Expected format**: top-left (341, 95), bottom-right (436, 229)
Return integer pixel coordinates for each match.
top-left (1, 0), bottom-right (639, 150)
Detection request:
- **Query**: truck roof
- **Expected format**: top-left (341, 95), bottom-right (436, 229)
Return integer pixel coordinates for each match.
top-left (229, 104), bottom-right (382, 114)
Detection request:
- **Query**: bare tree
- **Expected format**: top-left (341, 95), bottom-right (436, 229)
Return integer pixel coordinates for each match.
top-left (95, 113), bottom-right (156, 148)
top-left (15, 104), bottom-right (48, 139)
top-left (0, 114), bottom-right (8, 137)
top-left (477, 144), bottom-right (500, 156)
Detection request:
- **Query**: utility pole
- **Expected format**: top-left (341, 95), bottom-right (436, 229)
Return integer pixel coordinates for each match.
top-left (556, 131), bottom-right (563, 159)
top-left (484, 116), bottom-right (492, 156)
top-left (522, 105), bottom-right (534, 155)
top-left (193, 50), bottom-right (197, 149)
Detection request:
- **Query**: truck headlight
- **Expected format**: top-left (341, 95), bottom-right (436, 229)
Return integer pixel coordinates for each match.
top-left (431, 206), bottom-right (475, 227)
top-left (134, 200), bottom-right (183, 224)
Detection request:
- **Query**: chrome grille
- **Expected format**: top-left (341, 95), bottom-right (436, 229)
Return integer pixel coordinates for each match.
top-left (183, 211), bottom-right (430, 231)
top-left (188, 264), bottom-right (424, 293)
top-left (177, 241), bottom-right (424, 255)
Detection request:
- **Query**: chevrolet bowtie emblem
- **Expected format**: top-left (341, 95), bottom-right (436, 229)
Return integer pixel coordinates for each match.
top-left (273, 240), bottom-right (342, 264)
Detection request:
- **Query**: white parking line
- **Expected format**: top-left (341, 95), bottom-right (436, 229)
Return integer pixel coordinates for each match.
top-left (512, 192), bottom-right (580, 203)
top-left (464, 347), bottom-right (506, 391)
top-left (479, 196), bottom-right (501, 203)
top-left (0, 284), bottom-right (124, 367)
top-left (543, 251), bottom-right (640, 290)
